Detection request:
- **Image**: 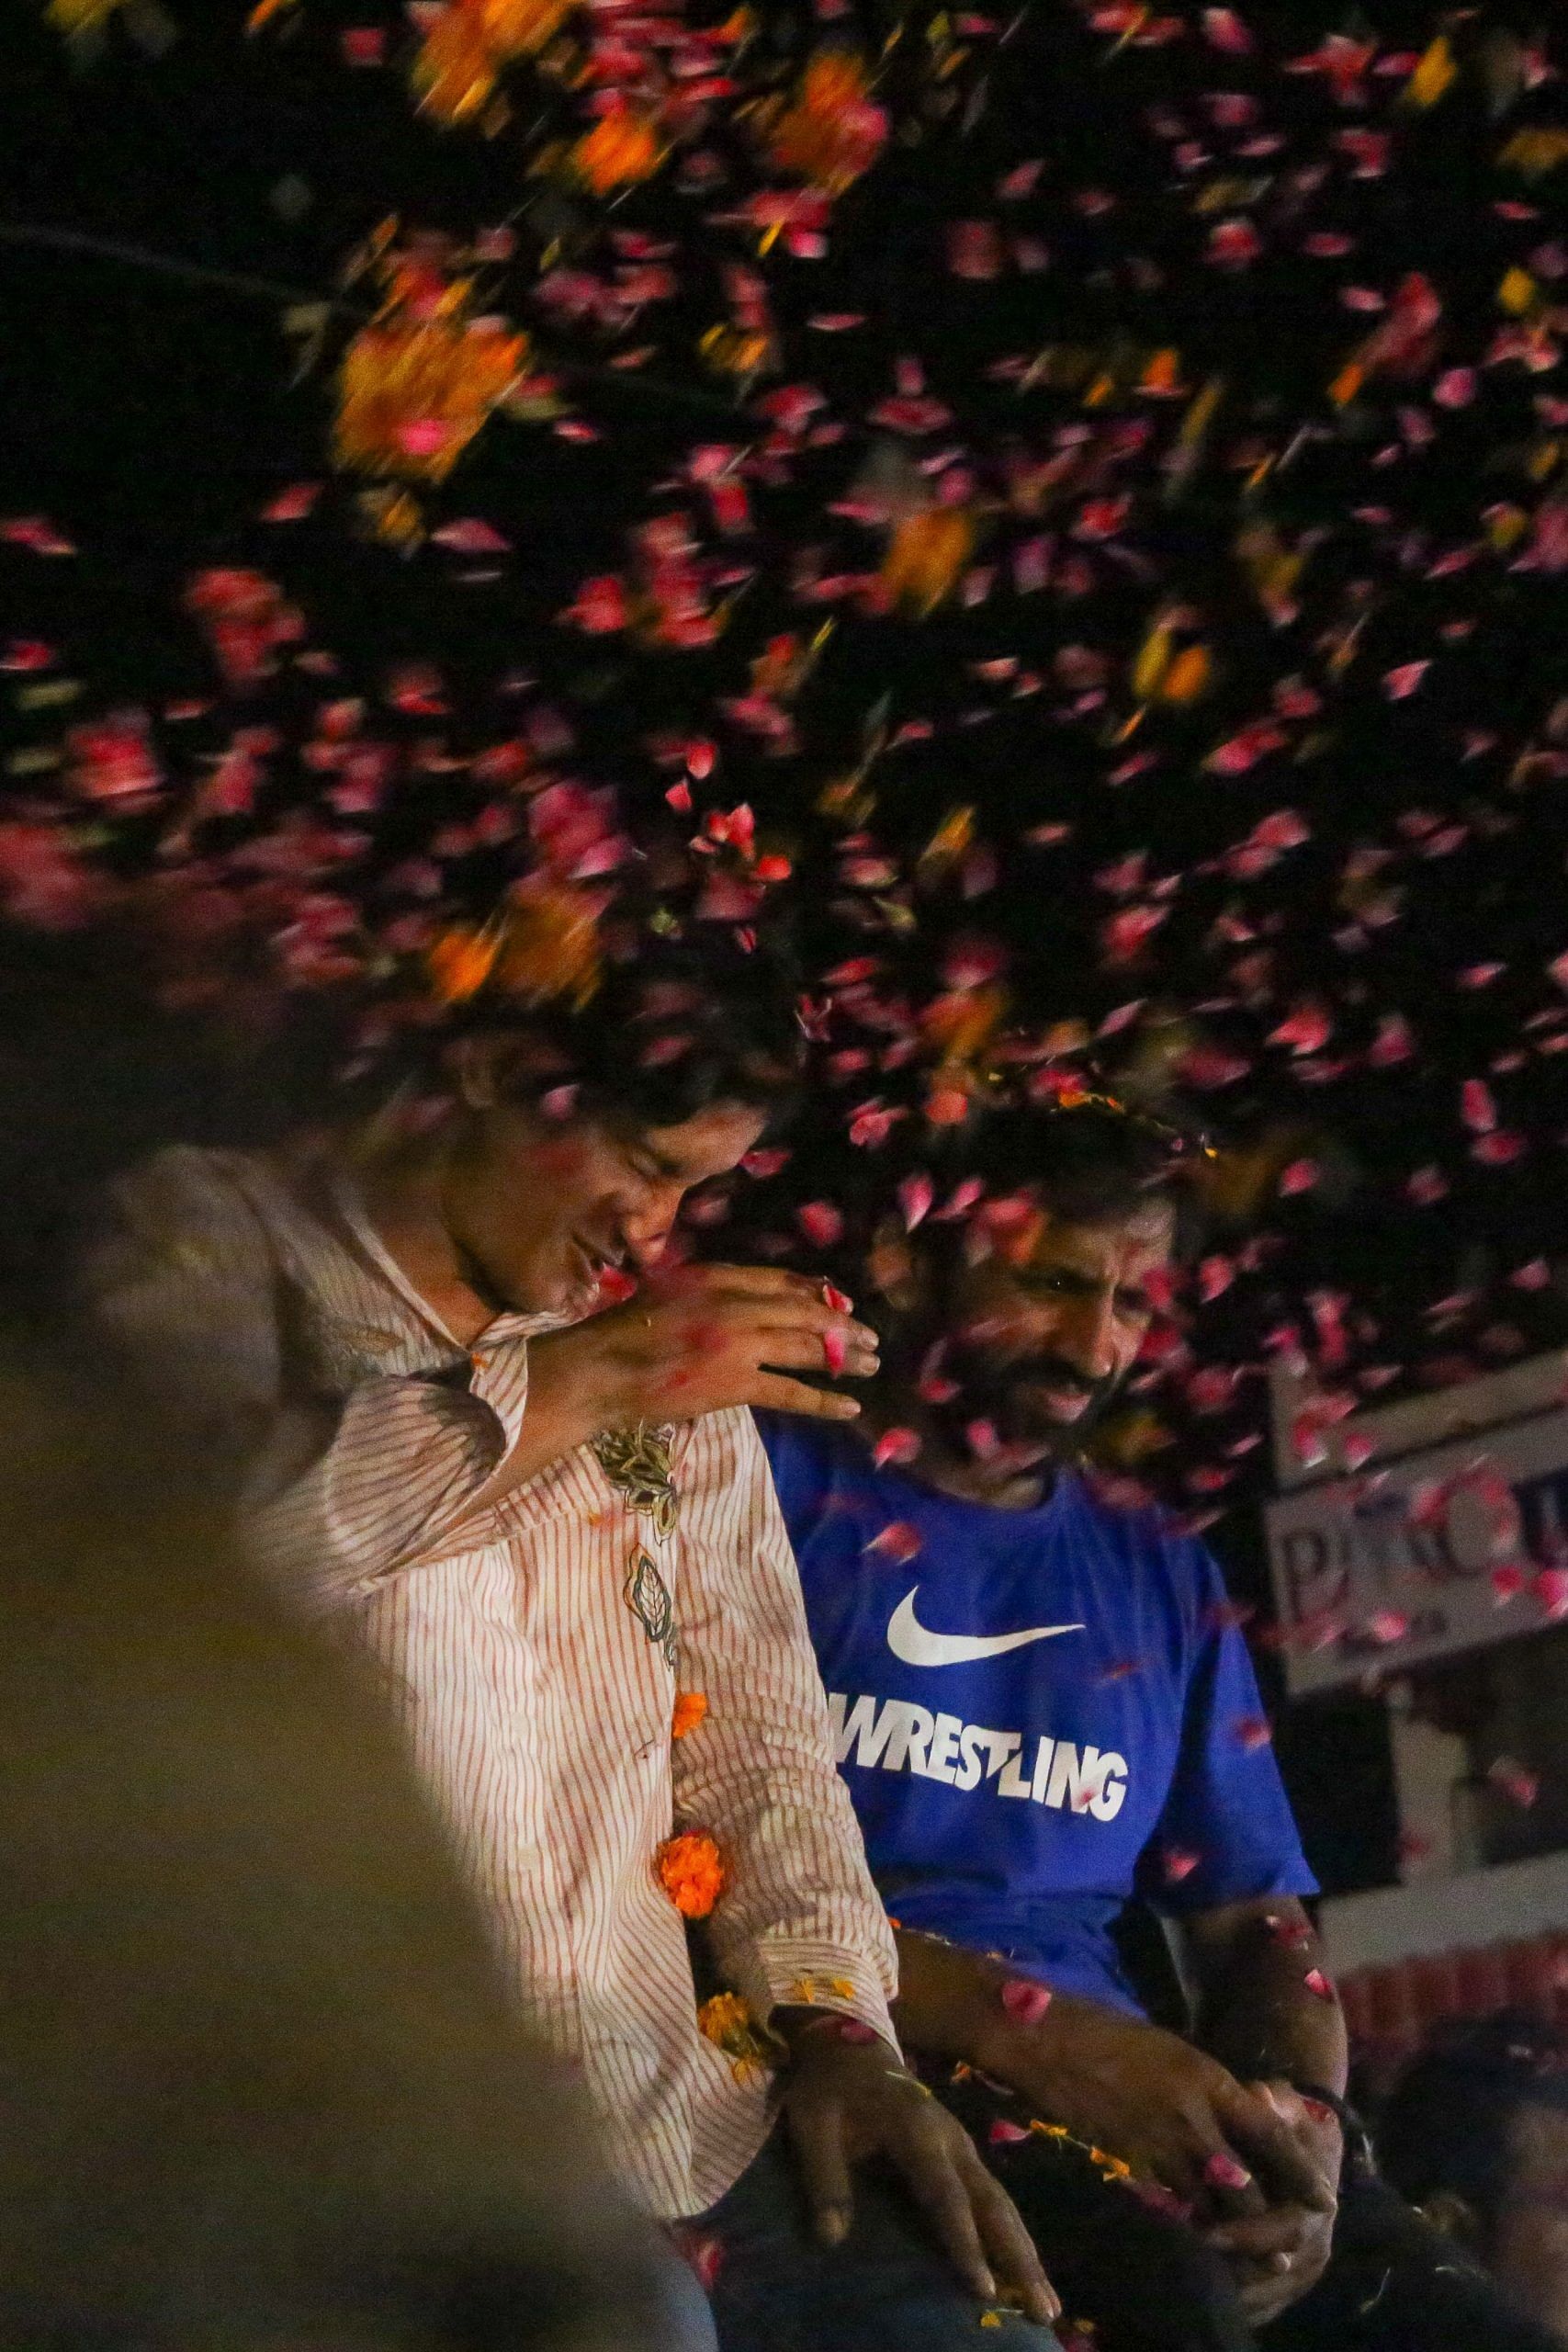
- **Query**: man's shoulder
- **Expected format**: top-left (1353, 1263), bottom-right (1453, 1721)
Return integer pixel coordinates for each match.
top-left (112, 1142), bottom-right (268, 1218)
top-left (95, 1145), bottom-right (281, 1279)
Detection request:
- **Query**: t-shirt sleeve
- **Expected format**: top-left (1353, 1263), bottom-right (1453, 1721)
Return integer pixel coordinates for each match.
top-left (1136, 1539), bottom-right (1317, 1917)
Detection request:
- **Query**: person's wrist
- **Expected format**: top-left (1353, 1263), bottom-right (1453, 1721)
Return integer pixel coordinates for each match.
top-left (530, 1317), bottom-right (623, 1438)
top-left (970, 1974), bottom-right (1064, 2084)
top-left (773, 2007), bottom-right (893, 2065)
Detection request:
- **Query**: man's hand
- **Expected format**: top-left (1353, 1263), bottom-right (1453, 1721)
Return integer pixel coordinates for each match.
top-left (776, 2015), bottom-right (1061, 2329)
top-left (951, 1972), bottom-right (1337, 2222)
top-left (1201, 2082), bottom-right (1341, 2326)
top-left (542, 1264), bottom-right (879, 1427)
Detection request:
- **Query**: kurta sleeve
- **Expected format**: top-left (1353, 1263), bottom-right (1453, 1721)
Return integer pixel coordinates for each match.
top-left (80, 1147), bottom-right (534, 1610)
top-left (670, 1406), bottom-right (898, 2046)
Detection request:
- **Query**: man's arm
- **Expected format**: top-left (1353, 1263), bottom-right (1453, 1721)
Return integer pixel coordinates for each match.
top-left (80, 1149), bottom-right (571, 1608)
top-left (670, 1407), bottom-right (899, 2039)
top-left (1181, 1894), bottom-right (1348, 2324)
top-left (890, 1928), bottom-right (1336, 2218)
top-left (1182, 1894), bottom-right (1348, 2101)
top-left (86, 1159), bottom-right (881, 1608)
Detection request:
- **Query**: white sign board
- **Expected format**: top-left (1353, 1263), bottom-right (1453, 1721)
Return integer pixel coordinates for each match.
top-left (1267, 1395), bottom-right (1568, 1698)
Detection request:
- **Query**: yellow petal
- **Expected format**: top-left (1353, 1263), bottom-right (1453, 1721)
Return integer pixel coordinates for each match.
top-left (1404, 34), bottom-right (1455, 109)
top-left (1499, 266), bottom-right (1539, 316)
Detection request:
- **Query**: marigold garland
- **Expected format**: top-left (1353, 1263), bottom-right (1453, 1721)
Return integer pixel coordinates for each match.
top-left (656, 1830), bottom-right (725, 1918)
top-left (696, 1991), bottom-right (776, 2083)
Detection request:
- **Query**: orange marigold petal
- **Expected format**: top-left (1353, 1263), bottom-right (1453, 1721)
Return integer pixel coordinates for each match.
top-left (657, 1830), bottom-right (725, 1919)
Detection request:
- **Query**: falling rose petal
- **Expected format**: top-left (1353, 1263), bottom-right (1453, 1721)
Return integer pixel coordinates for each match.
top-left (1204, 2151), bottom-right (1253, 2192)
top-left (672, 2230), bottom-right (725, 2293)
top-left (1366, 1611), bottom-right (1410, 1645)
top-left (0, 515), bottom-right (77, 556)
top-left (872, 1426), bottom-right (921, 1470)
top-left (1265, 1913), bottom-right (1314, 1950)
top-left (797, 1201), bottom-right (844, 1249)
top-left (597, 1266), bottom-right (639, 1305)
top-left (260, 481), bottom-right (321, 522)
top-left (1510, 1261), bottom-right (1552, 1290)
top-left (1234, 1714), bottom-right (1273, 1751)
top-left (1196, 1257), bottom-right (1235, 1305)
top-left (1162, 1848), bottom-right (1201, 1885)
top-left (1278, 1159), bottom-right (1320, 1198)
top-left (822, 1325), bottom-right (848, 1374)
top-left (1536, 1569), bottom-right (1568, 1621)
top-left (1488, 1756), bottom-right (1540, 1808)
top-left (823, 1283), bottom-right (854, 1314)
top-left (1303, 1969), bottom-right (1337, 2002)
top-left (987, 2118), bottom-right (1032, 2146)
top-left (898, 1171), bottom-right (934, 1232)
top-left (1201, 6), bottom-right (1254, 53)
top-left (1000, 1977), bottom-right (1052, 2026)
top-left (864, 1521), bottom-right (921, 1564)
top-left (432, 517), bottom-right (513, 555)
top-left (1269, 1001), bottom-right (1333, 1056)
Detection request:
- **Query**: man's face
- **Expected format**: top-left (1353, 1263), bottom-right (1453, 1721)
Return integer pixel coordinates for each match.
top-left (941, 1197), bottom-right (1175, 1456)
top-left (442, 1094), bottom-right (769, 1319)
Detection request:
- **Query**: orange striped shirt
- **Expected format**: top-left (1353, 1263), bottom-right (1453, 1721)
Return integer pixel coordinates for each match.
top-left (84, 1146), bottom-right (897, 2218)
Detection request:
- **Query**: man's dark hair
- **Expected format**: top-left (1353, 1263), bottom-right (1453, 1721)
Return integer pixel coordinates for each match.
top-left (485, 919), bottom-right (806, 1130)
top-left (965, 1096), bottom-right (1203, 1241)
top-left (1377, 2010), bottom-right (1568, 2252)
top-left (403, 906), bottom-right (807, 1138)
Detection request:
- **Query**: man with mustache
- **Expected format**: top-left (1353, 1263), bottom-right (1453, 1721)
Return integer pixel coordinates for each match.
top-left (760, 1096), bottom-right (1554, 2351)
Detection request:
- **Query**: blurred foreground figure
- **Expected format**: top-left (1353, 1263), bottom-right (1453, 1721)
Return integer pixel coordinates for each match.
top-left (0, 931), bottom-right (705, 2352)
top-left (1379, 2012), bottom-right (1568, 2346)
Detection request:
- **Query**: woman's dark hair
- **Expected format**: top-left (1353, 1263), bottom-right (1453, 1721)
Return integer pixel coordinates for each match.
top-left (1377, 2010), bottom-right (1568, 2250)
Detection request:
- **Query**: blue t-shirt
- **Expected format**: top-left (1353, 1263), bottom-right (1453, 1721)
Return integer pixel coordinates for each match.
top-left (760, 1415), bottom-right (1316, 2017)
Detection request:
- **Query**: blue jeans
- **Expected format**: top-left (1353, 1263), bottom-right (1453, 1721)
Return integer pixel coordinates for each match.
top-left (693, 2123), bottom-right (1063, 2352)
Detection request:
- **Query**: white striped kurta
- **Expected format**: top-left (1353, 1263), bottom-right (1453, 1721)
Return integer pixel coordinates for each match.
top-left (85, 1146), bottom-right (897, 2219)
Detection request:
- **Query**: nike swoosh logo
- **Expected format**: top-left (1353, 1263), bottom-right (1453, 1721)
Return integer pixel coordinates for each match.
top-left (886, 1587), bottom-right (1084, 1668)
